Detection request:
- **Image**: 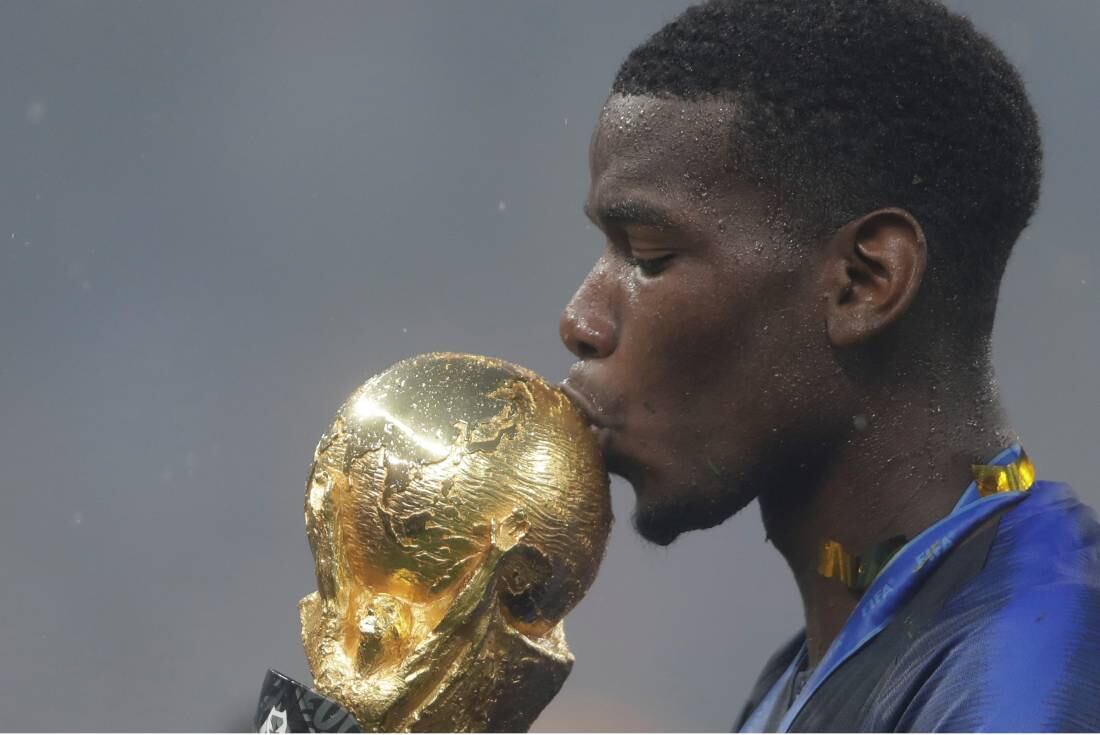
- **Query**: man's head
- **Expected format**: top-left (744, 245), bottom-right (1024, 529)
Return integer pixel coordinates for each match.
top-left (559, 0), bottom-right (1041, 545)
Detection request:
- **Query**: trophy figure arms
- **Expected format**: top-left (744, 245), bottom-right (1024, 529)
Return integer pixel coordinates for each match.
top-left (300, 460), bottom-right (531, 730)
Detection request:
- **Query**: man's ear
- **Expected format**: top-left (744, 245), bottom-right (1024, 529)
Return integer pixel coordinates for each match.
top-left (823, 208), bottom-right (927, 347)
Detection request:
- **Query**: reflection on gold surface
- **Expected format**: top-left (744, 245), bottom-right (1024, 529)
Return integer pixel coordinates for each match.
top-left (821, 450), bottom-right (1036, 592)
top-left (972, 450), bottom-right (1036, 497)
top-left (818, 535), bottom-right (908, 593)
top-left (299, 353), bottom-right (612, 732)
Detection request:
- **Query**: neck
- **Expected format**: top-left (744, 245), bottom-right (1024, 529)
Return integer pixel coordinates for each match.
top-left (759, 366), bottom-right (1014, 667)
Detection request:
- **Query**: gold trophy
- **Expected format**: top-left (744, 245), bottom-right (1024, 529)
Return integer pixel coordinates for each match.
top-left (257, 353), bottom-right (612, 733)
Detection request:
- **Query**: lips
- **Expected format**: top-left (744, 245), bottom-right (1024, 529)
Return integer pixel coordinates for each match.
top-left (559, 381), bottom-right (618, 457)
top-left (561, 380), bottom-right (648, 486)
top-left (559, 382), bottom-right (608, 428)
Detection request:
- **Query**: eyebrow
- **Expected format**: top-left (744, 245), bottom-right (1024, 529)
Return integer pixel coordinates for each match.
top-left (583, 199), bottom-right (678, 230)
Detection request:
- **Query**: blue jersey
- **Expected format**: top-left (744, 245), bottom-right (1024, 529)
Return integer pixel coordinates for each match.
top-left (737, 447), bottom-right (1100, 732)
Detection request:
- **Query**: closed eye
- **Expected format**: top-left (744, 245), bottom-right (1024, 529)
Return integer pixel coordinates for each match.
top-left (624, 253), bottom-right (675, 277)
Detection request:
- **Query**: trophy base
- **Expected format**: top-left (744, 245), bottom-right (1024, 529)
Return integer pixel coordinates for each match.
top-left (255, 670), bottom-right (361, 734)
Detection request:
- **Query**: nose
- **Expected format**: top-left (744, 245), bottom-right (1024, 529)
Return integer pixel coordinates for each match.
top-left (559, 268), bottom-right (618, 360)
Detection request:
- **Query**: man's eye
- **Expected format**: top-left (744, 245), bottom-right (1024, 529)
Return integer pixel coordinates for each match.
top-left (624, 254), bottom-right (674, 277)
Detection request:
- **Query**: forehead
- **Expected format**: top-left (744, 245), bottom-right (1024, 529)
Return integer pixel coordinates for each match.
top-left (589, 94), bottom-right (740, 205)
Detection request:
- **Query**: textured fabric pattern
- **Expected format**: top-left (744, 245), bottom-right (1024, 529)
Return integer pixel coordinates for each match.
top-left (738, 481), bottom-right (1100, 732)
top-left (894, 482), bottom-right (1100, 732)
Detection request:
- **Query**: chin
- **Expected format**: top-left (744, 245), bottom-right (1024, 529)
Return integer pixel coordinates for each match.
top-left (631, 505), bottom-right (687, 546)
top-left (629, 476), bottom-right (755, 546)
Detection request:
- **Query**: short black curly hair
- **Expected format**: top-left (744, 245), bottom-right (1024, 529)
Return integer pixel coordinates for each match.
top-left (613, 0), bottom-right (1042, 339)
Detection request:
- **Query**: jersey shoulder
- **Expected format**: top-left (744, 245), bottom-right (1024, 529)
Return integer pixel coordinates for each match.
top-left (897, 482), bottom-right (1100, 732)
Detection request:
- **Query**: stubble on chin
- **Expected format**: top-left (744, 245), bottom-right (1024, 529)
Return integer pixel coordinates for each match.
top-left (630, 483), bottom-right (755, 546)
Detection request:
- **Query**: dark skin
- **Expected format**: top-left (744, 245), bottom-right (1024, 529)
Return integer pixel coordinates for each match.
top-left (560, 95), bottom-right (1015, 666)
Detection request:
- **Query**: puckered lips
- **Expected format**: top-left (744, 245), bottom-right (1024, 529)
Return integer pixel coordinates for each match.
top-left (560, 380), bottom-right (615, 455)
top-left (560, 378), bottom-right (649, 489)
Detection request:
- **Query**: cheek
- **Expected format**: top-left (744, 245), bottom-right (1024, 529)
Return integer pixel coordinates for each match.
top-left (635, 268), bottom-right (820, 429)
top-left (644, 266), bottom-right (760, 369)
top-left (620, 281), bottom-right (747, 426)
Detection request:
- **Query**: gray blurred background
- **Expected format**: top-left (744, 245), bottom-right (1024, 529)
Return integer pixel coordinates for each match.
top-left (0, 0), bottom-right (1096, 730)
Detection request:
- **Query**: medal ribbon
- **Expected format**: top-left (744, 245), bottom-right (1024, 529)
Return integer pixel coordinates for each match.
top-left (777, 445), bottom-right (1034, 732)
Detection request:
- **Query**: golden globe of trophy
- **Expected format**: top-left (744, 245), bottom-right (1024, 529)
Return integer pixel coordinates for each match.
top-left (262, 353), bottom-right (612, 733)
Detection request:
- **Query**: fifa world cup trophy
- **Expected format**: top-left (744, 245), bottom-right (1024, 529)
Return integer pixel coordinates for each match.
top-left (256, 353), bottom-right (612, 733)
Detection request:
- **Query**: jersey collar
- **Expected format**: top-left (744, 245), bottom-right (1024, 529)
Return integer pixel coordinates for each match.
top-left (773, 444), bottom-right (1033, 732)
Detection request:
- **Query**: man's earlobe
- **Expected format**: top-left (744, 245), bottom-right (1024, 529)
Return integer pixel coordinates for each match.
top-left (824, 208), bottom-right (927, 347)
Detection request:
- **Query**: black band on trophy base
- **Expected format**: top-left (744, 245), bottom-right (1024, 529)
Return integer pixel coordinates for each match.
top-left (255, 670), bottom-right (361, 733)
